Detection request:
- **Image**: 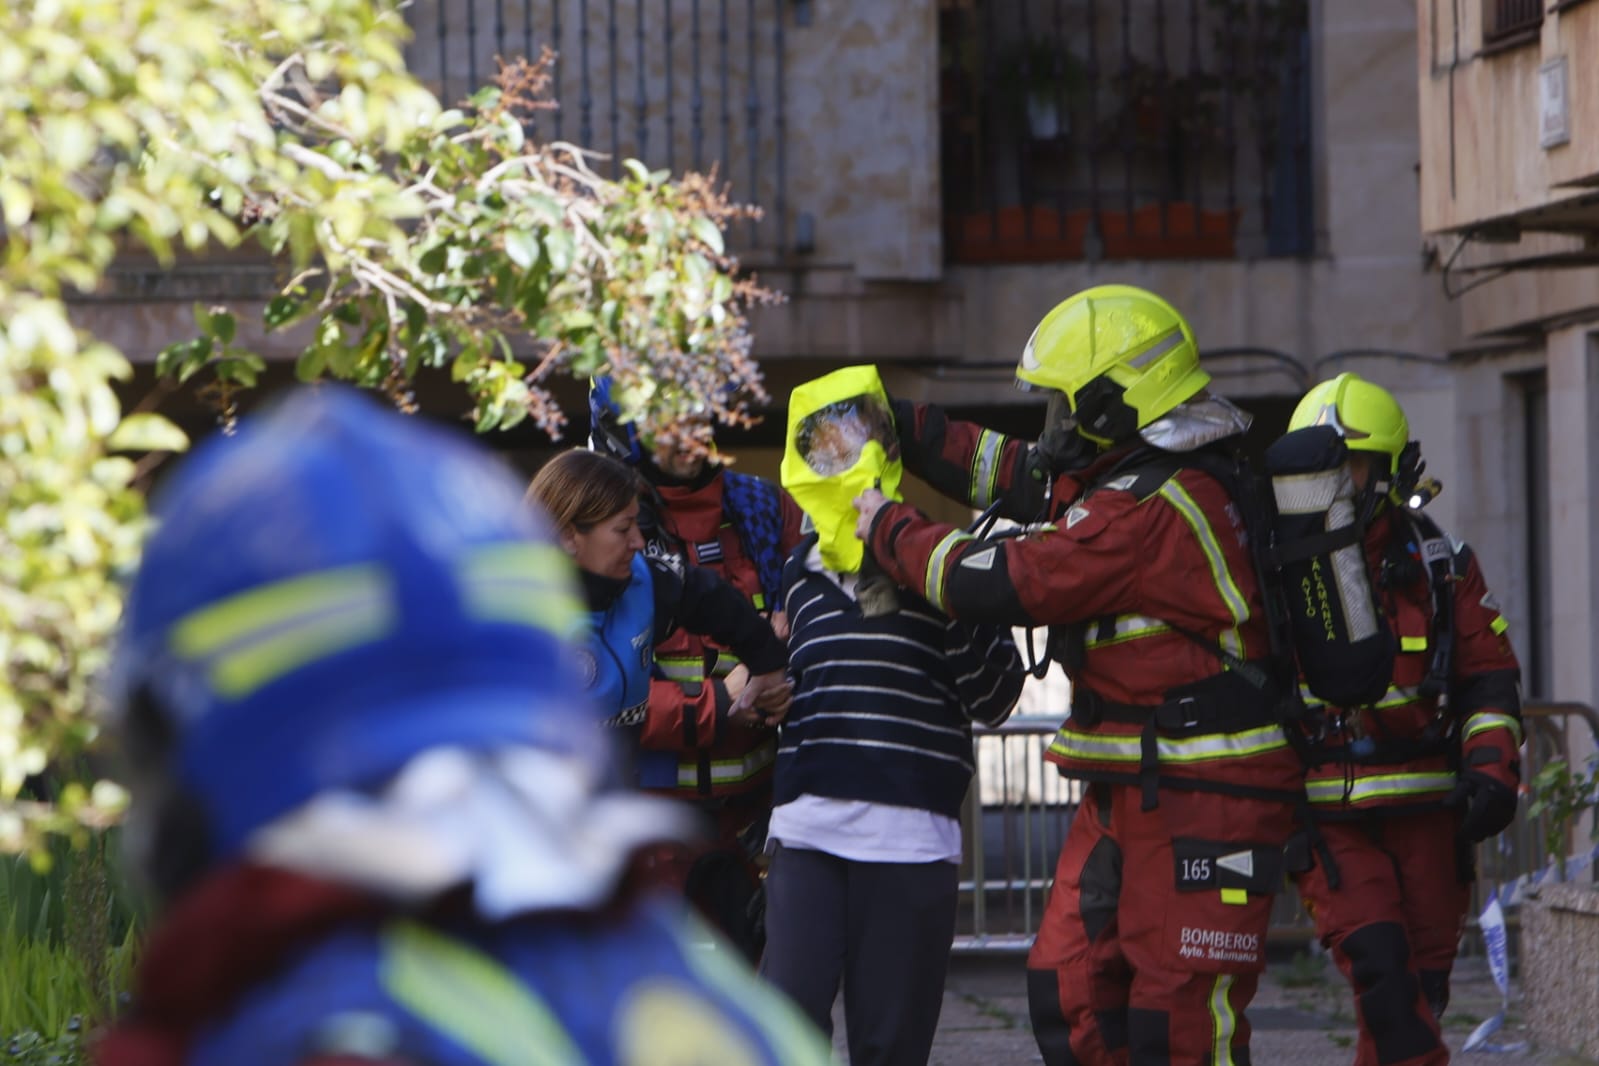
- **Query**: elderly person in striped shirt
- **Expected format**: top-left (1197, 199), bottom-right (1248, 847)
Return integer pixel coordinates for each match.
top-left (760, 366), bottom-right (1025, 1066)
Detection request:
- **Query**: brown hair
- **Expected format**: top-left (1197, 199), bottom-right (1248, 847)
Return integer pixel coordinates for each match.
top-left (527, 449), bottom-right (641, 531)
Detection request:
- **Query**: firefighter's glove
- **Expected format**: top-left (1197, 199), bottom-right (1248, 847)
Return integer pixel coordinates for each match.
top-left (1036, 424), bottom-right (1095, 477)
top-left (1448, 770), bottom-right (1518, 843)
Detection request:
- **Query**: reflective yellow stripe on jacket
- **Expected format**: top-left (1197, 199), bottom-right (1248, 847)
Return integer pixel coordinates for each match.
top-left (1048, 723), bottom-right (1290, 765)
top-left (1463, 711), bottom-right (1523, 746)
top-left (1157, 480), bottom-right (1249, 660)
top-left (1304, 771), bottom-right (1456, 807)
top-left (1084, 613), bottom-right (1171, 650)
top-left (1299, 682), bottom-right (1426, 715)
top-left (969, 429), bottom-right (1007, 509)
top-left (923, 530), bottom-right (975, 612)
top-left (676, 741), bottom-right (777, 789)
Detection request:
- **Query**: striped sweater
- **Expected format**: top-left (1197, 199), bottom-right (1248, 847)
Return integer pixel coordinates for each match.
top-left (776, 539), bottom-right (1024, 819)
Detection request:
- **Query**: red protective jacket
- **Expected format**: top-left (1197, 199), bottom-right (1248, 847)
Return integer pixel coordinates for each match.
top-left (641, 470), bottom-right (805, 799)
top-left (868, 404), bottom-right (1302, 801)
top-left (1299, 510), bottom-right (1522, 815)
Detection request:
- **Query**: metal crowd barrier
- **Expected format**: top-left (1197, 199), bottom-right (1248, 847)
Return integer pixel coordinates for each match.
top-left (953, 702), bottom-right (1599, 956)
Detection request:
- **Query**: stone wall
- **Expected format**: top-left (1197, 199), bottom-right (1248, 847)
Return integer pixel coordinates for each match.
top-left (1522, 882), bottom-right (1599, 1062)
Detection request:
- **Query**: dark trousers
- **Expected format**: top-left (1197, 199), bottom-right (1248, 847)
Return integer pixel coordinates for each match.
top-left (760, 844), bottom-right (958, 1066)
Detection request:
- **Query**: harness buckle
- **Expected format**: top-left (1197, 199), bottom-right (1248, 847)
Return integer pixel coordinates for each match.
top-left (1175, 695), bottom-right (1201, 729)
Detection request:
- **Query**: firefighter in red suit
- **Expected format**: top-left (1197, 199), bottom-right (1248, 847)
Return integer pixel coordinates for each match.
top-left (1285, 373), bottom-right (1522, 1066)
top-left (853, 285), bottom-right (1303, 1066)
top-left (590, 380), bottom-right (806, 961)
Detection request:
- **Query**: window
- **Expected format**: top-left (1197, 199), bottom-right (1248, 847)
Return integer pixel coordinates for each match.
top-left (1483, 0), bottom-right (1543, 48)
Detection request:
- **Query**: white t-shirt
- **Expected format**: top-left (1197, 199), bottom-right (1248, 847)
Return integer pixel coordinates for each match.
top-left (768, 795), bottom-right (962, 864)
top-left (766, 546), bottom-right (962, 865)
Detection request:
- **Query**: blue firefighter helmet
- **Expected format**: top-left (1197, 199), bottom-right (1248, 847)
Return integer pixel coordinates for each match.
top-left (110, 387), bottom-right (597, 890)
top-left (588, 376), bottom-right (642, 465)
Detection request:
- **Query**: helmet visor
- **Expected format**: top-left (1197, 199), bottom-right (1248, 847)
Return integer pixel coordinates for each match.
top-left (794, 395), bottom-right (900, 476)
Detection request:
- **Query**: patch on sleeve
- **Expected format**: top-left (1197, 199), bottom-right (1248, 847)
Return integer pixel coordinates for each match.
top-left (1065, 504), bottom-right (1092, 529)
top-left (1480, 590), bottom-right (1501, 613)
top-left (960, 546), bottom-right (999, 571)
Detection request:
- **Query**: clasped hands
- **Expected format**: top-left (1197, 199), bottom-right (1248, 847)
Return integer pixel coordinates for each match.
top-left (724, 664), bottom-right (793, 729)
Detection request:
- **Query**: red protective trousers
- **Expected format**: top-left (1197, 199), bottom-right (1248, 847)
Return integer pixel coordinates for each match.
top-left (1293, 808), bottom-right (1469, 1066)
top-left (1027, 783), bottom-right (1293, 1066)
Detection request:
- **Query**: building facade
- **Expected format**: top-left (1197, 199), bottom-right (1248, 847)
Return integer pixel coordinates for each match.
top-left (74, 0), bottom-right (1488, 701)
top-left (1416, 0), bottom-right (1599, 711)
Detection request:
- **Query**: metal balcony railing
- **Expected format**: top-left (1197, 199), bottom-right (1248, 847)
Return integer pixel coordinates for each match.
top-left (403, 0), bottom-right (791, 252)
top-left (939, 0), bottom-right (1314, 264)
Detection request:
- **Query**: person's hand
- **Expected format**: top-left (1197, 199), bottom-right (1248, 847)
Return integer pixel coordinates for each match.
top-left (768, 609), bottom-right (790, 642)
top-left (1447, 771), bottom-right (1518, 843)
top-left (854, 488), bottom-right (891, 541)
top-left (722, 664), bottom-right (762, 729)
top-left (730, 669), bottom-right (793, 727)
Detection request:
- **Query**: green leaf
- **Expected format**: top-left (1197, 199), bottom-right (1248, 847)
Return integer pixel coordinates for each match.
top-left (543, 229), bottom-right (574, 273)
top-left (690, 217), bottom-right (725, 256)
top-left (560, 309), bottom-right (596, 334)
top-left (155, 340), bottom-right (190, 380)
top-left (295, 346), bottom-right (329, 383)
top-left (264, 296), bottom-right (305, 330)
top-left (499, 112), bottom-right (526, 152)
top-left (107, 413), bottom-right (189, 453)
top-left (418, 244), bottom-right (449, 274)
top-left (505, 230), bottom-right (540, 270)
top-left (468, 85), bottom-right (503, 111)
top-left (210, 310), bottom-right (237, 345)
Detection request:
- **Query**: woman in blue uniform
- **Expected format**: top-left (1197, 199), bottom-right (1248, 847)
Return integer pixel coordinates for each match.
top-left (528, 449), bottom-right (793, 786)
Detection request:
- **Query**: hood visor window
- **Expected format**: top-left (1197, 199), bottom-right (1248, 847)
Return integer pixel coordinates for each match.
top-left (795, 397), bottom-right (899, 476)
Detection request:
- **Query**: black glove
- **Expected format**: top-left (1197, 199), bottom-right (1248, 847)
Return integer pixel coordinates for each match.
top-left (889, 396), bottom-right (918, 458)
top-left (1448, 771), bottom-right (1518, 843)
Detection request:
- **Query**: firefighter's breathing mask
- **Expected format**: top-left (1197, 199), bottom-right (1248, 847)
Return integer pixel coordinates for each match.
top-left (781, 367), bottom-right (905, 574)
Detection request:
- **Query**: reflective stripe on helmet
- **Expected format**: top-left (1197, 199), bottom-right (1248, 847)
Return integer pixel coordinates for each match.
top-left (1304, 771), bottom-right (1455, 805)
top-left (380, 921), bottom-right (581, 1066)
top-left (1156, 479), bottom-right (1250, 660)
top-left (170, 564), bottom-right (395, 699)
top-left (457, 542), bottom-right (588, 638)
top-left (1047, 724), bottom-right (1289, 764)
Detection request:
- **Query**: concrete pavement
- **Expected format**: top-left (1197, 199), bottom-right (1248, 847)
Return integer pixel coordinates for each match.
top-left (824, 951), bottom-right (1591, 1064)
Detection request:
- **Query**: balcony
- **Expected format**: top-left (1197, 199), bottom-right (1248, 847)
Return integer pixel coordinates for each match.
top-left (403, 0), bottom-right (794, 255)
top-left (938, 0), bottom-right (1314, 264)
top-left (1418, 0), bottom-right (1599, 245)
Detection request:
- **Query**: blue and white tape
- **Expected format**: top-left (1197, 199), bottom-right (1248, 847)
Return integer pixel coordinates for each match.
top-left (1462, 896), bottom-right (1529, 1054)
top-left (1493, 840), bottom-right (1599, 911)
